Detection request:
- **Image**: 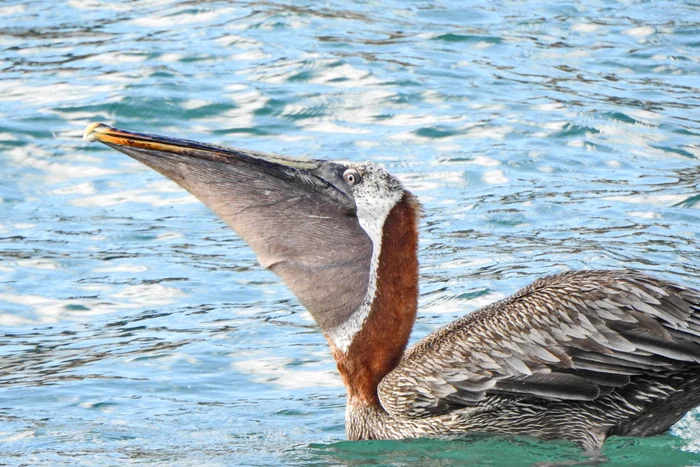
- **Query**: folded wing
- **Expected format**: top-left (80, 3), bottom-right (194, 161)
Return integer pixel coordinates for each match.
top-left (378, 270), bottom-right (700, 418)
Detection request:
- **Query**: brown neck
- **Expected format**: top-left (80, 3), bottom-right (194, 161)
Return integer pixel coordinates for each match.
top-left (331, 193), bottom-right (420, 408)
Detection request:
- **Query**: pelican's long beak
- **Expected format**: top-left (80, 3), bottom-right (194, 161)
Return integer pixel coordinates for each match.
top-left (82, 123), bottom-right (373, 333)
top-left (85, 123), bottom-right (325, 182)
top-left (83, 122), bottom-right (357, 212)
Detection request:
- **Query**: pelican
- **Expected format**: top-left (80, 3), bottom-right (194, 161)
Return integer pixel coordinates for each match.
top-left (84, 122), bottom-right (700, 450)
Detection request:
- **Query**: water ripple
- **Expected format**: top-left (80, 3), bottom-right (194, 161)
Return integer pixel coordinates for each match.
top-left (1, 0), bottom-right (699, 465)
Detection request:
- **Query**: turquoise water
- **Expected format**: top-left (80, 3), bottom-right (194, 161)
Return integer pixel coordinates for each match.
top-left (1, 0), bottom-right (699, 465)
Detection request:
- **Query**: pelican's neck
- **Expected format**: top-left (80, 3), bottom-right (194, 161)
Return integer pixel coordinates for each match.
top-left (331, 193), bottom-right (420, 408)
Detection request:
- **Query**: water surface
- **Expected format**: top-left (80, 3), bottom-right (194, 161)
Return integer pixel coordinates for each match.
top-left (1, 1), bottom-right (699, 465)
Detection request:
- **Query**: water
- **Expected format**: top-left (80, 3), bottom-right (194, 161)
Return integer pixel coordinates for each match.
top-left (1, 0), bottom-right (699, 465)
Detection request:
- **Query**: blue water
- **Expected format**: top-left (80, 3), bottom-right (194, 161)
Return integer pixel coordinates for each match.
top-left (1, 1), bottom-right (699, 465)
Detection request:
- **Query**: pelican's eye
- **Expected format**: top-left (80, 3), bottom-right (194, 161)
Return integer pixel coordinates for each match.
top-left (343, 169), bottom-right (362, 186)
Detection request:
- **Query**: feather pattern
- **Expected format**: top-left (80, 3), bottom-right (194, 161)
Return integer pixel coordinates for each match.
top-left (378, 270), bottom-right (700, 424)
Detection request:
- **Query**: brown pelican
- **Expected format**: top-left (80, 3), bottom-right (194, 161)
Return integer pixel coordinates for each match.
top-left (83, 122), bottom-right (700, 450)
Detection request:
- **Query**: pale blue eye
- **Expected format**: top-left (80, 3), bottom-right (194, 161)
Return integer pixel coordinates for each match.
top-left (343, 169), bottom-right (361, 185)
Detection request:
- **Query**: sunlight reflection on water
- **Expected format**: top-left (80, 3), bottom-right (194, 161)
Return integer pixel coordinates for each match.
top-left (1, 0), bottom-right (699, 465)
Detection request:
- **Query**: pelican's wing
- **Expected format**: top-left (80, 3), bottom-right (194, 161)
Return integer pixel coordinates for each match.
top-left (379, 270), bottom-right (700, 418)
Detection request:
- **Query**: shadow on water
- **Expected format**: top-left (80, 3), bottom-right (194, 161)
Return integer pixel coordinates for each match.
top-left (0, 312), bottom-right (192, 388)
top-left (303, 434), bottom-right (700, 467)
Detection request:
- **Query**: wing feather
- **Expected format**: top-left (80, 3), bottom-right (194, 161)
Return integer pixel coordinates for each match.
top-left (378, 270), bottom-right (700, 418)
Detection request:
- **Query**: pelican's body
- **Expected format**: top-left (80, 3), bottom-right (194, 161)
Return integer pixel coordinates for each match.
top-left (84, 123), bottom-right (700, 450)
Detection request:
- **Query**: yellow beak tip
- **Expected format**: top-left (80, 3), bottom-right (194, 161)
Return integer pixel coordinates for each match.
top-left (83, 122), bottom-right (110, 142)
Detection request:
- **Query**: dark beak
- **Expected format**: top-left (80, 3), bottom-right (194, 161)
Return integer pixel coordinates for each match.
top-left (83, 123), bottom-right (372, 333)
top-left (83, 123), bottom-right (353, 207)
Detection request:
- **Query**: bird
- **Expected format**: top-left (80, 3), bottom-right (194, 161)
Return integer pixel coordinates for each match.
top-left (84, 122), bottom-right (700, 450)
